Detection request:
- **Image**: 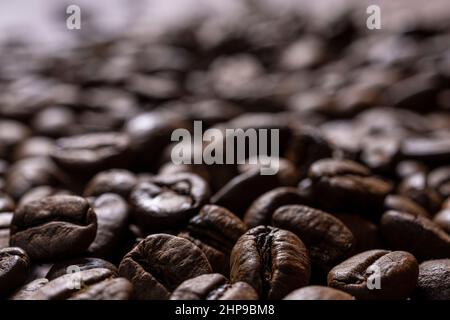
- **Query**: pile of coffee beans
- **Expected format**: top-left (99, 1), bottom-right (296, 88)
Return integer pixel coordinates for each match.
top-left (1, 1), bottom-right (450, 300)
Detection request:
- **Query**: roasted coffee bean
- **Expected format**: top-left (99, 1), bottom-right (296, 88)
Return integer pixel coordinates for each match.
top-left (398, 173), bottom-right (442, 214)
top-left (334, 214), bottom-right (381, 253)
top-left (84, 169), bottom-right (137, 198)
top-left (396, 160), bottom-right (428, 179)
top-left (130, 173), bottom-right (209, 229)
top-left (328, 250), bottom-right (419, 300)
top-left (179, 205), bottom-right (246, 274)
top-left (10, 195), bottom-right (97, 260)
top-left (238, 157), bottom-right (300, 187)
top-left (0, 212), bottom-right (13, 249)
top-left (211, 169), bottom-right (283, 217)
top-left (0, 247), bottom-right (29, 298)
top-left (10, 278), bottom-right (49, 300)
top-left (31, 106), bottom-right (77, 137)
top-left (415, 259), bottom-right (450, 300)
top-left (384, 194), bottom-right (430, 218)
top-left (0, 120), bottom-right (31, 160)
top-left (51, 132), bottom-right (130, 173)
top-left (308, 159), bottom-right (392, 213)
top-left (0, 192), bottom-right (14, 212)
top-left (244, 187), bottom-right (309, 228)
top-left (283, 286), bottom-right (353, 300)
top-left (230, 226), bottom-right (310, 300)
top-left (118, 234), bottom-right (212, 299)
top-left (171, 273), bottom-right (258, 300)
top-left (17, 186), bottom-right (72, 208)
top-left (434, 208), bottom-right (450, 234)
top-left (428, 166), bottom-right (450, 199)
top-left (360, 136), bottom-right (401, 173)
top-left (17, 268), bottom-right (132, 300)
top-left (46, 257), bottom-right (118, 280)
top-left (5, 157), bottom-right (65, 200)
top-left (273, 205), bottom-right (355, 270)
top-left (401, 136), bottom-right (450, 164)
top-left (12, 137), bottom-right (56, 161)
top-left (381, 211), bottom-right (450, 260)
top-left (87, 194), bottom-right (129, 258)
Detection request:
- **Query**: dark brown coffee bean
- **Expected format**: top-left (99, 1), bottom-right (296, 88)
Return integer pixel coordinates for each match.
top-left (10, 278), bottom-right (49, 300)
top-left (328, 250), bottom-right (419, 300)
top-left (308, 159), bottom-right (392, 213)
top-left (283, 286), bottom-right (354, 300)
top-left (17, 186), bottom-right (72, 208)
top-left (238, 157), bottom-right (300, 187)
top-left (52, 132), bottom-right (130, 173)
top-left (119, 234), bottom-right (212, 299)
top-left (86, 194), bottom-right (129, 257)
top-left (46, 257), bottom-right (118, 280)
top-left (334, 214), bottom-right (381, 253)
top-left (398, 173), bottom-right (442, 214)
top-left (244, 187), bottom-right (309, 228)
top-left (84, 169), bottom-right (137, 198)
top-left (230, 226), bottom-right (310, 300)
top-left (401, 136), bottom-right (450, 164)
top-left (211, 168), bottom-right (283, 217)
top-left (384, 194), bottom-right (430, 218)
top-left (10, 195), bottom-right (97, 260)
top-left (434, 208), bottom-right (450, 234)
top-left (17, 268), bottom-right (131, 300)
top-left (5, 157), bottom-right (65, 200)
top-left (415, 259), bottom-right (450, 300)
top-left (171, 273), bottom-right (258, 300)
top-left (273, 205), bottom-right (355, 270)
top-left (0, 247), bottom-right (29, 298)
top-left (0, 212), bottom-right (13, 249)
top-left (178, 205), bottom-right (246, 275)
top-left (130, 173), bottom-right (209, 229)
top-left (381, 211), bottom-right (450, 260)
top-left (428, 166), bottom-right (450, 199)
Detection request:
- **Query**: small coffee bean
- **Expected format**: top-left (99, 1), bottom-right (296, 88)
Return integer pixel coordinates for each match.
top-left (0, 192), bottom-right (14, 212)
top-left (171, 273), bottom-right (258, 300)
top-left (401, 136), bottom-right (450, 164)
top-left (12, 137), bottom-right (56, 161)
top-left (283, 286), bottom-right (353, 300)
top-left (130, 173), bottom-right (209, 229)
top-left (434, 208), bottom-right (450, 234)
top-left (415, 259), bottom-right (450, 300)
top-left (52, 132), bottom-right (130, 173)
top-left (0, 247), bottom-right (30, 298)
top-left (0, 212), bottom-right (13, 249)
top-left (179, 204), bottom-right (246, 275)
top-left (384, 194), bottom-right (430, 218)
top-left (308, 159), bottom-right (392, 213)
top-left (396, 160), bottom-right (428, 179)
top-left (84, 169), bottom-right (137, 198)
top-left (46, 257), bottom-right (118, 280)
top-left (87, 194), bottom-right (129, 258)
top-left (273, 205), bottom-right (355, 270)
top-left (381, 210), bottom-right (450, 260)
top-left (17, 186), bottom-right (72, 208)
top-left (398, 173), bottom-right (442, 214)
top-left (118, 234), bottom-right (212, 299)
top-left (10, 195), bottom-right (97, 260)
top-left (428, 166), bottom-right (450, 199)
top-left (230, 226), bottom-right (310, 300)
top-left (328, 249), bottom-right (419, 300)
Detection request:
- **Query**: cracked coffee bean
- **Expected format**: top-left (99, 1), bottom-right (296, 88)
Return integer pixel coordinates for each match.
top-left (230, 226), bottom-right (310, 300)
top-left (10, 195), bottom-right (97, 260)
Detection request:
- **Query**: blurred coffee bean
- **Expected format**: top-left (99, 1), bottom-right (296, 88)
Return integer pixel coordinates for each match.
top-left (328, 250), bottom-right (419, 300)
top-left (384, 194), bottom-right (430, 218)
top-left (171, 273), bottom-right (258, 300)
top-left (396, 160), bottom-right (428, 179)
top-left (84, 169), bottom-right (137, 198)
top-left (433, 208), bottom-right (450, 234)
top-left (12, 137), bottom-right (56, 161)
top-left (31, 106), bottom-right (77, 137)
top-left (17, 186), bottom-right (72, 208)
top-left (428, 166), bottom-right (450, 199)
top-left (0, 120), bottom-right (31, 160)
top-left (283, 286), bottom-right (353, 300)
top-left (401, 136), bottom-right (450, 165)
top-left (230, 226), bottom-right (310, 300)
top-left (398, 173), bottom-right (442, 214)
top-left (0, 212), bottom-right (13, 249)
top-left (118, 234), bottom-right (212, 300)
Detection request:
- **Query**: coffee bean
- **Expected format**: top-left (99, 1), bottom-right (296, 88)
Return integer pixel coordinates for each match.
top-left (381, 211), bottom-right (450, 260)
top-left (428, 166), bottom-right (450, 199)
top-left (51, 132), bottom-right (130, 173)
top-left (434, 208), bottom-right (450, 234)
top-left (398, 173), bottom-right (442, 214)
top-left (118, 234), bottom-right (212, 299)
top-left (179, 205), bottom-right (246, 274)
top-left (87, 194), bottom-right (129, 258)
top-left (46, 257), bottom-right (118, 280)
top-left (415, 259), bottom-right (450, 300)
top-left (130, 173), bottom-right (209, 229)
top-left (171, 273), bottom-right (258, 300)
top-left (18, 268), bottom-right (131, 300)
top-left (84, 169), bottom-right (137, 198)
top-left (17, 186), bottom-right (72, 208)
top-left (283, 286), bottom-right (353, 300)
top-left (0, 120), bottom-right (31, 160)
top-left (0, 192), bottom-right (14, 212)
top-left (238, 157), bottom-right (300, 187)
top-left (328, 249), bottom-right (419, 300)
top-left (308, 159), bottom-right (392, 213)
top-left (12, 137), bottom-right (56, 162)
top-left (10, 278), bottom-right (49, 300)
top-left (334, 214), bottom-right (381, 253)
top-left (272, 205), bottom-right (355, 270)
top-left (230, 226), bottom-right (310, 300)
top-left (401, 136), bottom-right (450, 164)
top-left (396, 160), bottom-right (428, 179)
top-left (384, 194), bottom-right (430, 218)
top-left (0, 212), bottom-right (13, 249)
top-left (10, 195), bottom-right (97, 260)
top-left (0, 247), bottom-right (29, 298)
top-left (244, 187), bottom-right (309, 228)
top-left (31, 106), bottom-right (77, 137)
